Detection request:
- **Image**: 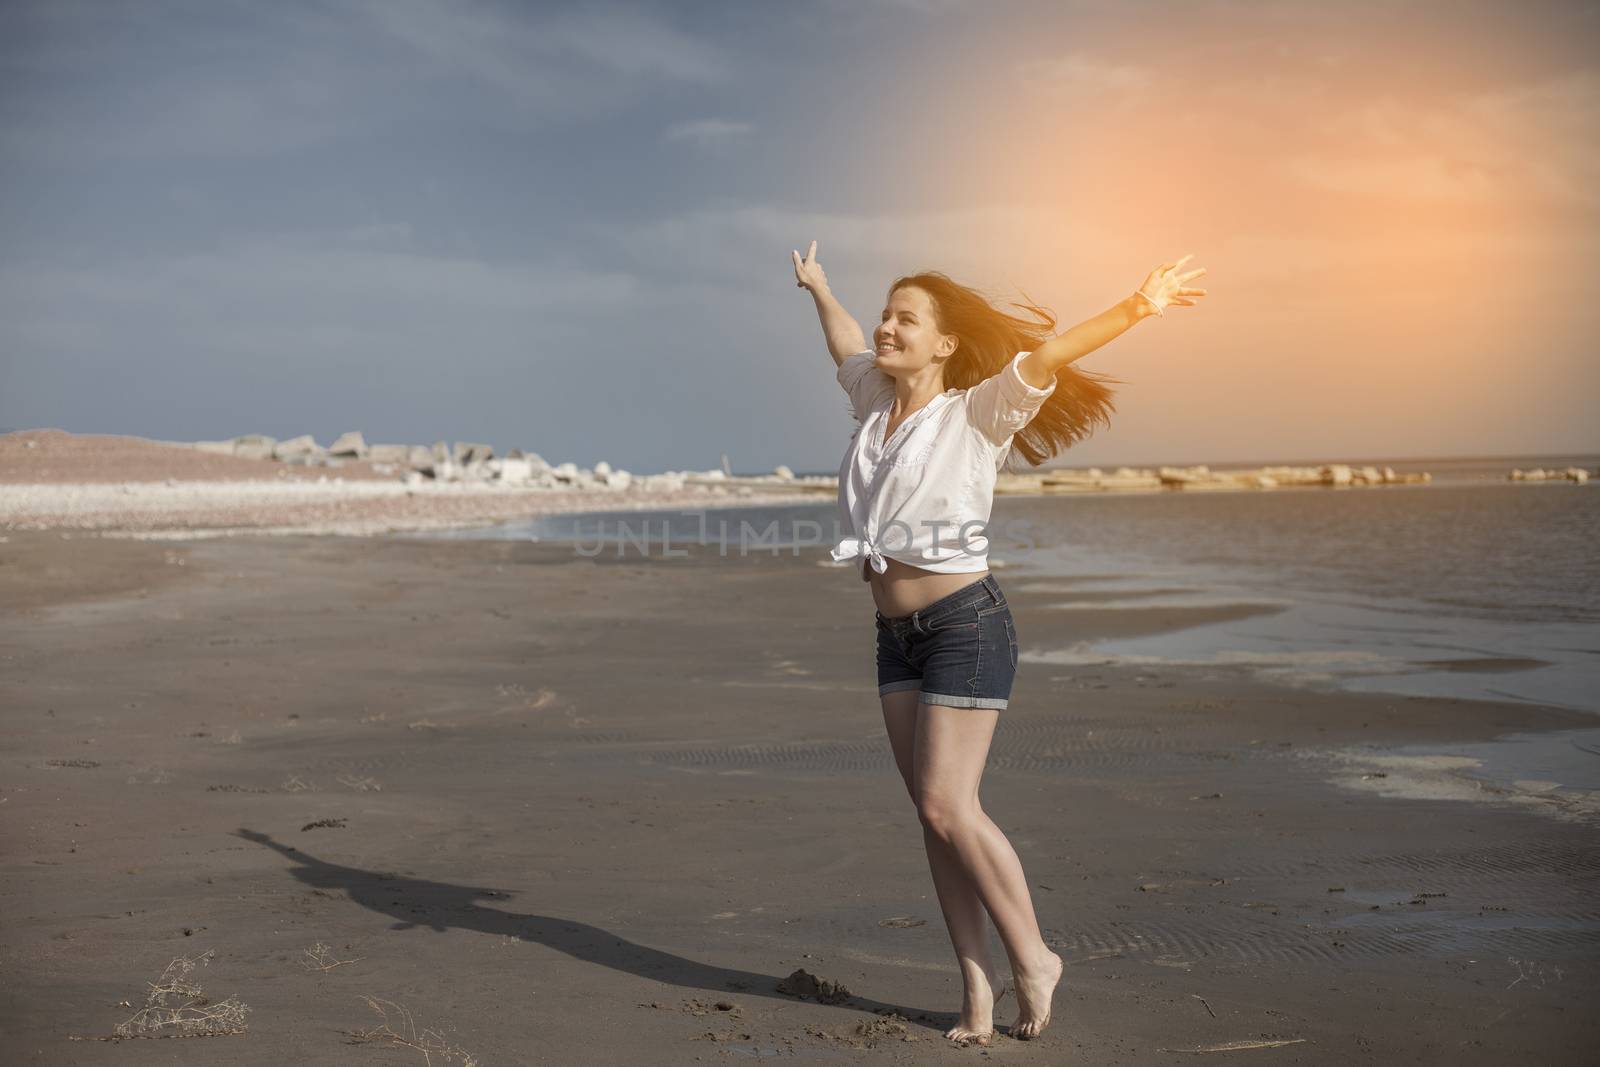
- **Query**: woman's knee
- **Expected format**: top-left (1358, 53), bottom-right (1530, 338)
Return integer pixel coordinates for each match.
top-left (914, 790), bottom-right (977, 839)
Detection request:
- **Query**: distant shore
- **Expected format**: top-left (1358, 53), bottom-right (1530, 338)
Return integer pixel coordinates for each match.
top-left (3, 429), bottom-right (1594, 539)
top-left (0, 429), bottom-right (830, 538)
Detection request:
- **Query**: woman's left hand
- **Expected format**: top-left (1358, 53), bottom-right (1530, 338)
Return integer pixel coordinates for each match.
top-left (1135, 254), bottom-right (1208, 316)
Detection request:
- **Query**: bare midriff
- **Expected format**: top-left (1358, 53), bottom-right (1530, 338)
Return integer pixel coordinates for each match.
top-left (865, 555), bottom-right (991, 618)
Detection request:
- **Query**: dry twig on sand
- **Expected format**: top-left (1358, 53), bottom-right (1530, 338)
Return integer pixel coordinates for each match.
top-left (300, 941), bottom-right (365, 972)
top-left (1160, 1038), bottom-right (1308, 1052)
top-left (112, 950), bottom-right (251, 1039)
top-left (347, 995), bottom-right (479, 1066)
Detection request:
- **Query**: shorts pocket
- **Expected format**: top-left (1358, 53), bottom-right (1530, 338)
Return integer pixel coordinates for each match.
top-left (921, 607), bottom-right (978, 636)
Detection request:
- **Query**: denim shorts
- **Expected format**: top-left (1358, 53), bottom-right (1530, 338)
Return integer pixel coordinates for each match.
top-left (875, 574), bottom-right (1018, 710)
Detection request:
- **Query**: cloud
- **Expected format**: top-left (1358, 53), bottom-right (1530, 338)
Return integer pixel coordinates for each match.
top-left (357, 0), bottom-right (727, 100)
top-left (588, 201), bottom-right (1111, 300)
top-left (1284, 154), bottom-right (1501, 203)
top-left (0, 228), bottom-right (643, 370)
top-left (1283, 69), bottom-right (1600, 207)
top-left (1017, 52), bottom-right (1154, 98)
top-left (0, 0), bottom-right (731, 162)
top-left (661, 118), bottom-right (755, 145)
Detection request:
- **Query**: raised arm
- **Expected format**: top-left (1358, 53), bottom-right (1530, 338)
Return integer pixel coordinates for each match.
top-left (1016, 254), bottom-right (1208, 389)
top-left (792, 240), bottom-right (868, 368)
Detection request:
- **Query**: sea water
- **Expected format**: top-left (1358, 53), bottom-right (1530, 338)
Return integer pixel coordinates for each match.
top-left (420, 454), bottom-right (1600, 718)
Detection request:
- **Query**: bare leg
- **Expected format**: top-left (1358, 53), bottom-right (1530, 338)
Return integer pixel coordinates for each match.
top-left (880, 691), bottom-right (1007, 1043)
top-left (913, 702), bottom-right (1064, 1040)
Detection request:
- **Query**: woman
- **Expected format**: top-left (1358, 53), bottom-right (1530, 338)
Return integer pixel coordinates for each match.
top-left (791, 240), bottom-right (1207, 1045)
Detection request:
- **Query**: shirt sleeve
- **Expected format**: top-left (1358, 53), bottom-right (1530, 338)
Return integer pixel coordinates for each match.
top-left (964, 351), bottom-right (1057, 445)
top-left (835, 349), bottom-right (895, 424)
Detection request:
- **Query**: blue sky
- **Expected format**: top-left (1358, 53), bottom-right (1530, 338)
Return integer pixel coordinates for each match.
top-left (2, 0), bottom-right (1596, 473)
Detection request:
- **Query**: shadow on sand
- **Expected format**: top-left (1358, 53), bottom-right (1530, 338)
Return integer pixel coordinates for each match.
top-left (236, 829), bottom-right (942, 1032)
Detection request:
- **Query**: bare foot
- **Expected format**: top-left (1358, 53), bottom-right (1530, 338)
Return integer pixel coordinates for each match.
top-left (1010, 948), bottom-right (1063, 1040)
top-left (944, 968), bottom-right (1009, 1046)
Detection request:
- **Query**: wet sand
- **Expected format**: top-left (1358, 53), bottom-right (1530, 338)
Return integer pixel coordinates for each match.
top-left (2, 532), bottom-right (1597, 1064)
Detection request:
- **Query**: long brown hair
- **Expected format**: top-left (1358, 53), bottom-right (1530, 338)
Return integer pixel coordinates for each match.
top-left (889, 271), bottom-right (1119, 468)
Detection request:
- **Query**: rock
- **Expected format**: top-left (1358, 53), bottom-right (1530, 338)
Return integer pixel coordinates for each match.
top-left (1093, 469), bottom-right (1161, 490)
top-left (368, 444), bottom-right (410, 464)
top-left (1321, 464), bottom-right (1353, 487)
top-left (1158, 466), bottom-right (1196, 487)
top-left (498, 458), bottom-right (534, 483)
top-left (1159, 465), bottom-right (1217, 488)
top-left (232, 434), bottom-right (278, 461)
top-left (408, 445), bottom-right (434, 470)
top-left (328, 431), bottom-right (367, 458)
top-left (591, 462), bottom-right (633, 489)
top-left (1251, 474), bottom-right (1278, 489)
top-left (773, 464), bottom-right (794, 480)
top-left (644, 473), bottom-right (685, 492)
top-left (432, 441), bottom-right (452, 465)
top-left (273, 435), bottom-right (320, 461)
top-left (454, 441), bottom-right (494, 465)
top-left (192, 441), bottom-right (235, 456)
top-left (1565, 467), bottom-right (1589, 484)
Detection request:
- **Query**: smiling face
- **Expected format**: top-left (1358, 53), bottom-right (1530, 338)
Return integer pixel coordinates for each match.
top-left (874, 285), bottom-right (956, 375)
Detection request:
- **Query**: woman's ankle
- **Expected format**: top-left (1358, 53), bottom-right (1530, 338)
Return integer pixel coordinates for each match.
top-left (958, 959), bottom-right (1000, 986)
top-left (1008, 941), bottom-right (1059, 977)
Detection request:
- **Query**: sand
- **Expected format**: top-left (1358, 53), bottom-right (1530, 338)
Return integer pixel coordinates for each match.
top-left (2, 530), bottom-right (1597, 1065)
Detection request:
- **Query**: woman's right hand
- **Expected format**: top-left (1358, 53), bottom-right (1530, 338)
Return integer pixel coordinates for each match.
top-left (792, 239), bottom-right (830, 293)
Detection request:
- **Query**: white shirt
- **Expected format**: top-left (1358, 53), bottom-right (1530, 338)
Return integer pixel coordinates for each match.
top-left (831, 348), bottom-right (1057, 574)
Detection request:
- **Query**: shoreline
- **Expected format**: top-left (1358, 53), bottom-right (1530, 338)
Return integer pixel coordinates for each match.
top-left (1, 479), bottom-right (833, 539)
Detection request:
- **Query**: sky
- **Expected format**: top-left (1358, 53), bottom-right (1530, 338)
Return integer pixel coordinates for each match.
top-left (1, 0), bottom-right (1597, 474)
